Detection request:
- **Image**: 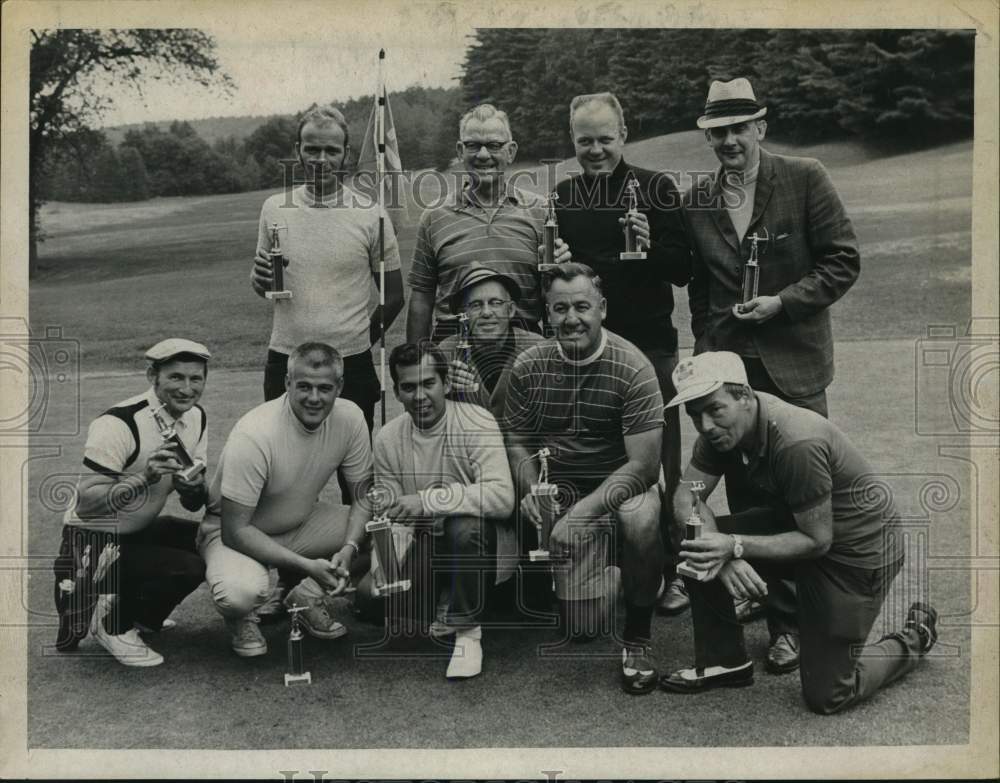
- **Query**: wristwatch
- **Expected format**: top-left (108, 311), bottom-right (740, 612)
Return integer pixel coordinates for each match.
top-left (731, 534), bottom-right (744, 559)
top-left (343, 540), bottom-right (361, 556)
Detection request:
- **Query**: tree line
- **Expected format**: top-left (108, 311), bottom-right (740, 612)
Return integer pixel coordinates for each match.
top-left (460, 28), bottom-right (974, 159)
top-left (36, 28), bottom-right (974, 205)
top-left (38, 86), bottom-right (461, 203)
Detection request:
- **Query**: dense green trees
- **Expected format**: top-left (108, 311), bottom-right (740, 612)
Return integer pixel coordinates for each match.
top-left (35, 29), bottom-right (974, 212)
top-left (460, 28), bottom-right (975, 156)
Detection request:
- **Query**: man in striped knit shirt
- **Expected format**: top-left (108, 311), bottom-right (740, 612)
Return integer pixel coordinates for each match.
top-left (500, 263), bottom-right (665, 695)
top-left (406, 103), bottom-right (572, 343)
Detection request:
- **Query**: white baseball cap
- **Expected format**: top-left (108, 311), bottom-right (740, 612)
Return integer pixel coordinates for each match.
top-left (666, 351), bottom-right (748, 408)
top-left (145, 338), bottom-right (211, 363)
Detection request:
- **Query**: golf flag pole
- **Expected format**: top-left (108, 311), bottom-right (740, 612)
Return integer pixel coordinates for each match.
top-left (377, 48), bottom-right (387, 426)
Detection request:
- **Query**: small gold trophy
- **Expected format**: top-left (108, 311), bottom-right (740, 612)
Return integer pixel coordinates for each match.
top-left (150, 403), bottom-right (206, 482)
top-left (737, 228), bottom-right (769, 313)
top-left (265, 222), bottom-right (292, 300)
top-left (619, 174), bottom-right (647, 261)
top-left (538, 193), bottom-right (561, 272)
top-left (366, 488), bottom-right (412, 597)
top-left (676, 480), bottom-right (711, 581)
top-left (528, 448), bottom-right (561, 562)
top-left (284, 606), bottom-right (312, 686)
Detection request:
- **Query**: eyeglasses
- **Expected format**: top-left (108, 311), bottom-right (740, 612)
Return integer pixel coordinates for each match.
top-left (460, 140), bottom-right (509, 154)
top-left (466, 298), bottom-right (511, 314)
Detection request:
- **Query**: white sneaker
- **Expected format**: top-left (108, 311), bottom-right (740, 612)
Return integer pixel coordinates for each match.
top-left (285, 585), bottom-right (347, 640)
top-left (226, 614), bottom-right (267, 657)
top-left (446, 625), bottom-right (483, 679)
top-left (91, 615), bottom-right (164, 668)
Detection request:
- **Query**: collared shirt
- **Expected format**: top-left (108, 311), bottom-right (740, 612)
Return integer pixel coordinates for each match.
top-left (64, 388), bottom-right (208, 534)
top-left (409, 181), bottom-right (546, 327)
top-left (690, 392), bottom-right (901, 568)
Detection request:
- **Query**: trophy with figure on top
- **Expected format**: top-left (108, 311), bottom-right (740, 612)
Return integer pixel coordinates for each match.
top-left (265, 222), bottom-right (292, 300)
top-left (150, 403), bottom-right (205, 482)
top-left (619, 174), bottom-right (647, 261)
top-left (539, 193), bottom-right (562, 273)
top-left (528, 448), bottom-right (561, 562)
top-left (366, 488), bottom-right (412, 597)
top-left (737, 228), bottom-right (769, 314)
top-left (284, 606), bottom-right (312, 686)
top-left (676, 480), bottom-right (712, 581)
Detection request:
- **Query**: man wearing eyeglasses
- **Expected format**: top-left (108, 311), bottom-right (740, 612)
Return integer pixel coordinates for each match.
top-left (684, 78), bottom-right (861, 676)
top-left (406, 103), bottom-right (572, 344)
top-left (438, 262), bottom-right (544, 416)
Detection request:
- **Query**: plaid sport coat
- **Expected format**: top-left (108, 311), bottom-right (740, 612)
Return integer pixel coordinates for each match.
top-left (685, 149), bottom-right (860, 397)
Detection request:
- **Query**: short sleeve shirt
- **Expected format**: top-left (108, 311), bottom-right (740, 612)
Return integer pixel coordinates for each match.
top-left (257, 185), bottom-right (401, 357)
top-left (408, 184), bottom-right (546, 327)
top-left (690, 392), bottom-right (900, 568)
top-left (64, 388), bottom-right (208, 534)
top-left (202, 395), bottom-right (372, 535)
top-left (501, 330), bottom-right (663, 493)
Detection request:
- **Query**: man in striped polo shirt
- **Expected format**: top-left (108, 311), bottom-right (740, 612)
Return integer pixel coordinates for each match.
top-left (406, 103), bottom-right (572, 344)
top-left (501, 263), bottom-right (666, 695)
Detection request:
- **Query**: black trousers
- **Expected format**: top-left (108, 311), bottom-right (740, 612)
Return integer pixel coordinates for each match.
top-left (264, 349), bottom-right (380, 434)
top-left (54, 518), bottom-right (204, 642)
top-left (685, 509), bottom-right (921, 714)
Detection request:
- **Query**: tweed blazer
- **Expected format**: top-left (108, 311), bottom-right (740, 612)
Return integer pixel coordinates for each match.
top-left (685, 149), bottom-right (860, 397)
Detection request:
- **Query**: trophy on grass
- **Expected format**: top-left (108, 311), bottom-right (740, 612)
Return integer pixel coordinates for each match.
top-left (538, 193), bottom-right (561, 273)
top-left (366, 488), bottom-right (412, 597)
top-left (676, 480), bottom-right (712, 581)
top-left (737, 228), bottom-right (769, 314)
top-left (619, 174), bottom-right (647, 261)
top-left (284, 606), bottom-right (312, 686)
top-left (528, 448), bottom-right (561, 562)
top-left (265, 222), bottom-right (292, 300)
top-left (151, 403), bottom-right (206, 482)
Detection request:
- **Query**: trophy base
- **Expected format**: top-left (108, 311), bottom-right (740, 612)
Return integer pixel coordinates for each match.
top-left (619, 251), bottom-right (647, 261)
top-left (372, 579), bottom-right (412, 597)
top-left (265, 290), bottom-right (293, 300)
top-left (677, 560), bottom-right (711, 581)
top-left (538, 263), bottom-right (561, 273)
top-left (176, 461), bottom-right (206, 482)
top-left (528, 548), bottom-right (551, 563)
top-left (284, 671), bottom-right (312, 686)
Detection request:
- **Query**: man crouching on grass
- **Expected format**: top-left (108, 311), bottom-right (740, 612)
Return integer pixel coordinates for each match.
top-left (658, 351), bottom-right (938, 714)
top-left (366, 342), bottom-right (515, 679)
top-left (198, 342), bottom-right (373, 656)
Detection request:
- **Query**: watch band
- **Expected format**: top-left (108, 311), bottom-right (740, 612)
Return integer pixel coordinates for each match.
top-left (344, 540), bottom-right (361, 556)
top-left (731, 534), bottom-right (744, 559)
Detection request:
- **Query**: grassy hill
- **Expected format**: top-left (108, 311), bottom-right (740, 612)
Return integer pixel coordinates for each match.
top-left (32, 134), bottom-right (973, 372)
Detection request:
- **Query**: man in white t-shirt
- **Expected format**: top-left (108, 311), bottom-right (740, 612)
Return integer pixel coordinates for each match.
top-left (54, 338), bottom-right (211, 668)
top-left (251, 103), bottom-right (404, 433)
top-left (198, 342), bottom-right (373, 657)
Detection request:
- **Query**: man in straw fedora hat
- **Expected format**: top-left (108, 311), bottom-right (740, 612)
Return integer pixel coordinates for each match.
top-left (681, 78), bottom-right (861, 671)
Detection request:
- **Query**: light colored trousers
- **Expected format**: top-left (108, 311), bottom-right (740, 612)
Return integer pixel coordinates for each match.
top-left (198, 502), bottom-right (350, 618)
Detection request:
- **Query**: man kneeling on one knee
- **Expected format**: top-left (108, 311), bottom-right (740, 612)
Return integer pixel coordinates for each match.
top-left (659, 351), bottom-right (938, 714)
top-left (198, 342), bottom-right (373, 656)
